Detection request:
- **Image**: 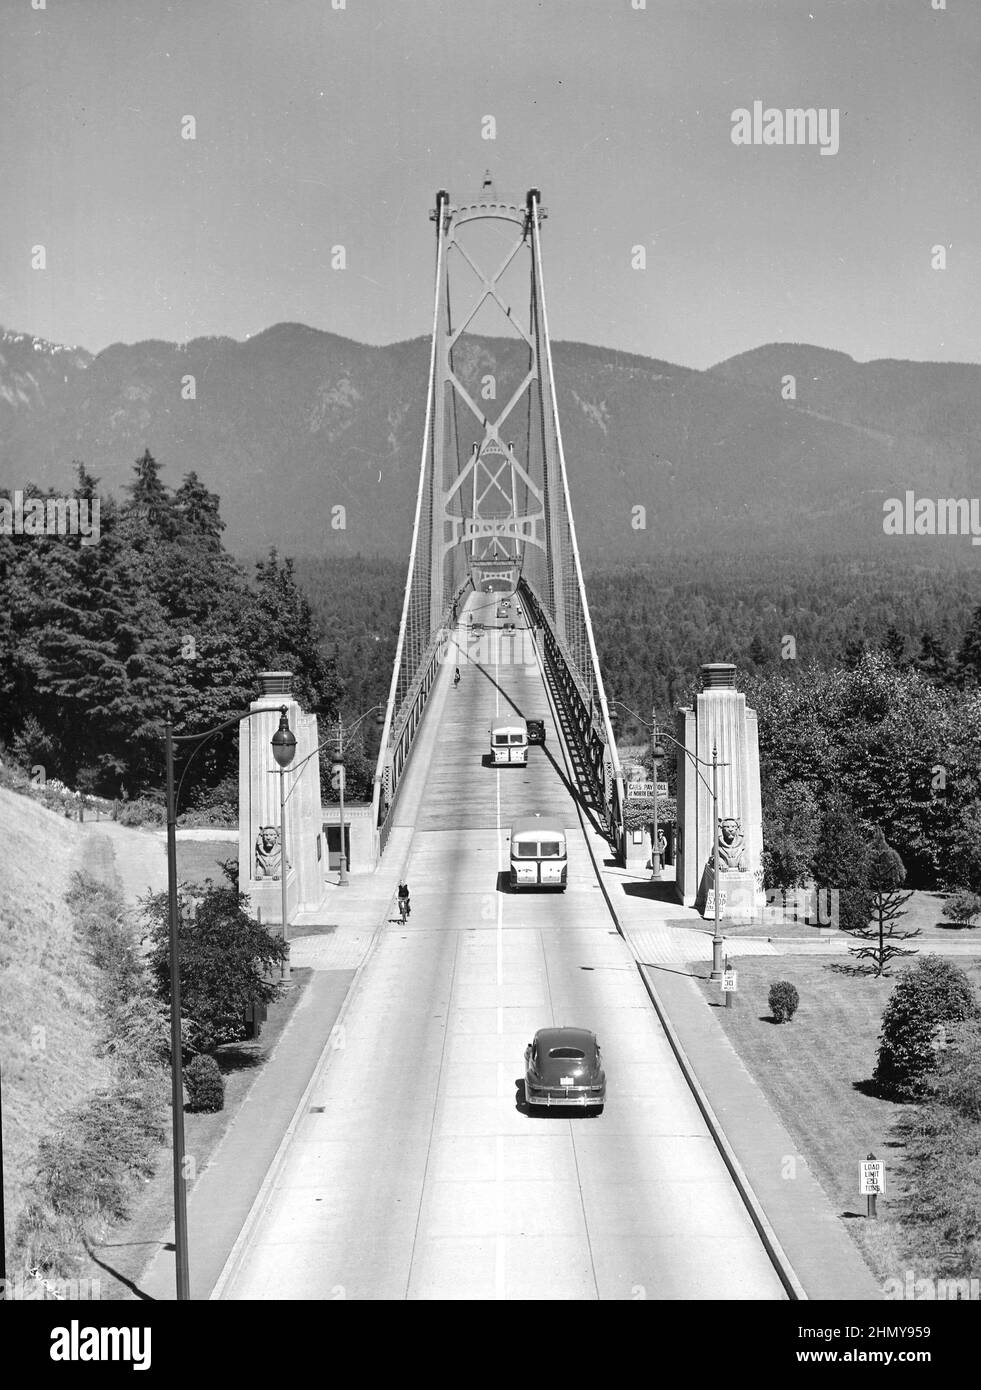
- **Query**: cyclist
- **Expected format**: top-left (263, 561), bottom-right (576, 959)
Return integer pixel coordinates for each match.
top-left (397, 880), bottom-right (411, 922)
top-left (453, 666), bottom-right (461, 687)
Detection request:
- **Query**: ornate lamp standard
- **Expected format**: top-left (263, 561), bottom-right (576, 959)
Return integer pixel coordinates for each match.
top-left (163, 703), bottom-right (296, 1301)
top-left (271, 708), bottom-right (298, 979)
top-left (609, 700), bottom-right (729, 981)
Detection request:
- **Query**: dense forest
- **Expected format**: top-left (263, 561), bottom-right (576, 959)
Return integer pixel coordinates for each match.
top-left (3, 462), bottom-right (980, 882)
top-left (0, 454), bottom-right (339, 810)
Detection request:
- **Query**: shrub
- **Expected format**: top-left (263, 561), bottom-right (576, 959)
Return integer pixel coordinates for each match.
top-left (873, 955), bottom-right (981, 1099)
top-left (184, 1053), bottom-right (225, 1112)
top-left (768, 981), bottom-right (800, 1023)
top-left (116, 796), bottom-right (166, 828)
top-left (943, 890), bottom-right (981, 927)
top-left (894, 1022), bottom-right (981, 1274)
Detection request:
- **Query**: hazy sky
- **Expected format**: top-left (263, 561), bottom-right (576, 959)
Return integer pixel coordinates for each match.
top-left (2, 0), bottom-right (979, 368)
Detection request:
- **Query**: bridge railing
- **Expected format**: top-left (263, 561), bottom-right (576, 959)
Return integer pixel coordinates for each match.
top-left (372, 583), bottom-right (469, 859)
top-left (520, 579), bottom-right (625, 861)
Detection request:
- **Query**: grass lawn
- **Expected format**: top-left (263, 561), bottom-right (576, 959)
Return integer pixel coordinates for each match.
top-left (175, 839), bottom-right (238, 888)
top-left (78, 966), bottom-right (313, 1300)
top-left (680, 889), bottom-right (981, 943)
top-left (692, 953), bottom-right (981, 1285)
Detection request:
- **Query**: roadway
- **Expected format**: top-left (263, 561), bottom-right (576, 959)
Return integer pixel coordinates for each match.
top-left (220, 592), bottom-right (786, 1300)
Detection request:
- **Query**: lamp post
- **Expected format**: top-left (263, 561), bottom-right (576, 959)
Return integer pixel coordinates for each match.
top-left (163, 702), bottom-right (296, 1299)
top-left (657, 726), bottom-right (728, 982)
top-left (331, 705), bottom-right (385, 886)
top-left (609, 700), bottom-right (667, 879)
top-left (271, 706), bottom-right (297, 978)
top-left (610, 700), bottom-right (729, 981)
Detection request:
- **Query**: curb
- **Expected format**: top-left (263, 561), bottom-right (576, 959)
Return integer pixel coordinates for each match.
top-left (531, 627), bottom-right (807, 1302)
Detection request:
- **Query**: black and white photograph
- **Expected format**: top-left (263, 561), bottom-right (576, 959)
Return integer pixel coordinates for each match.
top-left (1, 0), bottom-right (979, 1349)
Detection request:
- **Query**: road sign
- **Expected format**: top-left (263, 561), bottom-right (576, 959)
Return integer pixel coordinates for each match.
top-left (721, 969), bottom-right (738, 993)
top-left (861, 1162), bottom-right (883, 1195)
top-left (704, 889), bottom-right (727, 916)
top-left (860, 1159), bottom-right (885, 1195)
top-left (625, 781), bottom-right (668, 799)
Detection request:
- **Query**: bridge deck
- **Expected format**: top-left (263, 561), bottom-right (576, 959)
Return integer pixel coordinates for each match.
top-left (222, 594), bottom-right (785, 1300)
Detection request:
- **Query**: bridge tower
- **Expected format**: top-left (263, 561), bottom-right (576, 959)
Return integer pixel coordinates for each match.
top-left (373, 182), bottom-right (625, 859)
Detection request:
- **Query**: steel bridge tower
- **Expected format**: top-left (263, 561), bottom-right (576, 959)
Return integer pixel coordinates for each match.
top-left (372, 181), bottom-right (625, 858)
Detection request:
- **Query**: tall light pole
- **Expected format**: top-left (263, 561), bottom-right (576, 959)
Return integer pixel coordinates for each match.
top-left (336, 714), bottom-right (348, 886)
top-left (332, 705), bottom-right (385, 886)
top-left (657, 725), bottom-right (728, 982)
top-left (164, 702), bottom-right (297, 1299)
top-left (610, 699), bottom-right (729, 981)
top-left (610, 699), bottom-right (667, 880)
top-left (271, 706), bottom-right (297, 978)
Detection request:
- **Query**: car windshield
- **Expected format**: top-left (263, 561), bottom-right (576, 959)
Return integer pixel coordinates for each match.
top-left (548, 1046), bottom-right (585, 1059)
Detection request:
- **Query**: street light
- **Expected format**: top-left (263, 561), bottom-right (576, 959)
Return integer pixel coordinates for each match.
top-left (271, 706), bottom-right (297, 977)
top-left (609, 700), bottom-right (667, 878)
top-left (163, 702), bottom-right (296, 1300)
top-left (655, 726), bottom-right (729, 982)
top-left (609, 700), bottom-right (730, 981)
top-left (333, 705), bottom-right (385, 885)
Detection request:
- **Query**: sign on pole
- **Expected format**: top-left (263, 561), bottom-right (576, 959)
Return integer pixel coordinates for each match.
top-left (721, 969), bottom-right (738, 993)
top-left (860, 1159), bottom-right (885, 1195)
top-left (704, 889), bottom-right (727, 917)
top-left (625, 781), bottom-right (670, 800)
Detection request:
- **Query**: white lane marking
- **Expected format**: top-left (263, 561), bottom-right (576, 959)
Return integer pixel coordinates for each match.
top-left (495, 1134), bottom-right (506, 1300)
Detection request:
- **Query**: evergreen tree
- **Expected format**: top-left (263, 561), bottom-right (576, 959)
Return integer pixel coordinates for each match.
top-left (811, 800), bottom-right (873, 935)
top-left (173, 471), bottom-right (225, 545)
top-left (849, 827), bottom-right (919, 976)
top-left (123, 449), bottom-right (178, 540)
top-left (915, 630), bottom-right (953, 685)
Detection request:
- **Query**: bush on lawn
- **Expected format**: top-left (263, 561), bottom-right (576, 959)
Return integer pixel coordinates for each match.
top-left (768, 981), bottom-right (800, 1023)
top-left (873, 955), bottom-right (981, 1100)
top-left (942, 890), bottom-right (981, 928)
top-left (184, 1053), bottom-right (225, 1112)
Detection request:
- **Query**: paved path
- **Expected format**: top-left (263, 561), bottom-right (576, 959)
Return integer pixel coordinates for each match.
top-left (217, 595), bottom-right (786, 1301)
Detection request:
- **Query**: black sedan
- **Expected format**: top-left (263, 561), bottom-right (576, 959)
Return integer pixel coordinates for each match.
top-left (524, 1027), bottom-right (605, 1113)
top-left (525, 718), bottom-right (546, 746)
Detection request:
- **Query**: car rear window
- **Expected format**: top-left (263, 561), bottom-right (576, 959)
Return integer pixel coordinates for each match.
top-left (538, 839), bottom-right (562, 858)
top-left (549, 1046), bottom-right (585, 1059)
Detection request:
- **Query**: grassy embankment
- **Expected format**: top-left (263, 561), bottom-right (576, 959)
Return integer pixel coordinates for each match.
top-left (693, 953), bottom-right (981, 1285)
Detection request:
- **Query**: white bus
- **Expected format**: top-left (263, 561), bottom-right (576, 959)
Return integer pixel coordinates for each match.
top-left (509, 817), bottom-right (568, 891)
top-left (490, 721), bottom-right (528, 765)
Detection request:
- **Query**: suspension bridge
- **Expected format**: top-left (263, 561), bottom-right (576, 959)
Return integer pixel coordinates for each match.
top-left (371, 182), bottom-right (626, 866)
top-left (205, 183), bottom-right (879, 1303)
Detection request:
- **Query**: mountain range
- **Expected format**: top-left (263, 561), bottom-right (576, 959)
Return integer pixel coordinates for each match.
top-left (2, 323), bottom-right (980, 560)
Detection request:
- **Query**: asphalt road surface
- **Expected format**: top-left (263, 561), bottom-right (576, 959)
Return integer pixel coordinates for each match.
top-left (221, 594), bottom-right (786, 1300)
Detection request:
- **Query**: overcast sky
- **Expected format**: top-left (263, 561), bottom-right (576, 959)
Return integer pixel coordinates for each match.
top-left (2, 0), bottom-right (978, 369)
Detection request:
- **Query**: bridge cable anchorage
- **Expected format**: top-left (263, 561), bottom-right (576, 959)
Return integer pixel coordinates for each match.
top-left (372, 182), bottom-right (625, 860)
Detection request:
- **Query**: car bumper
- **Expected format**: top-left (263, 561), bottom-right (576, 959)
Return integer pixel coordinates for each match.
top-left (525, 1090), bottom-right (605, 1108)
